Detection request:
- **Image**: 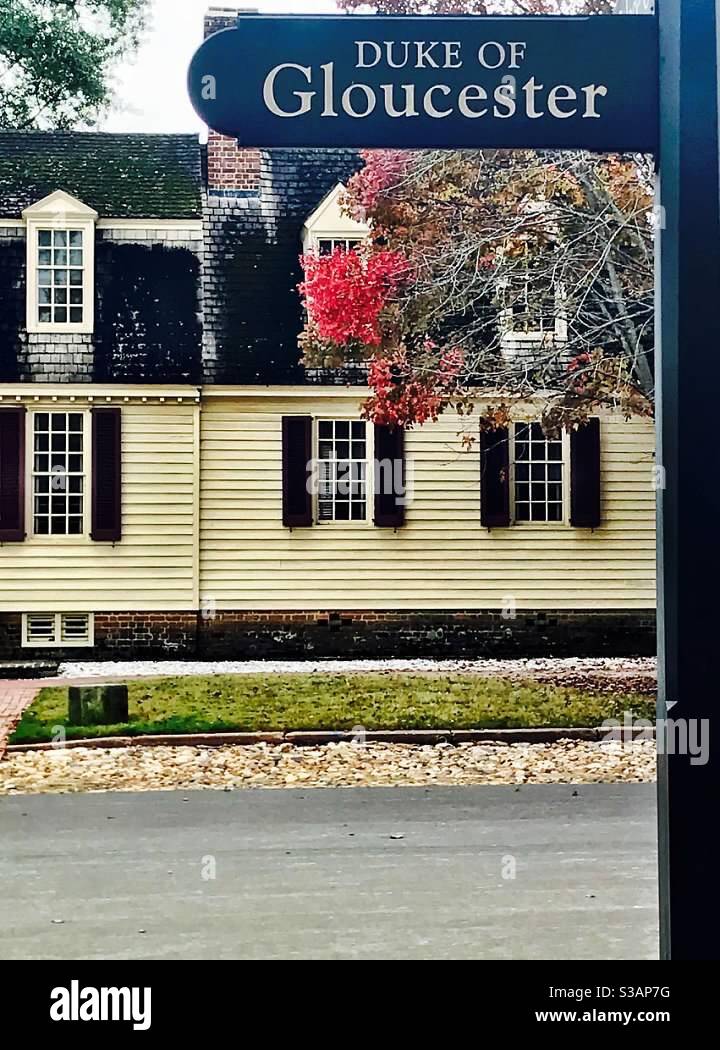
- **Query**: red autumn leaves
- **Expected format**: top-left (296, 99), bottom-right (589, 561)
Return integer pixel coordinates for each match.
top-left (299, 246), bottom-right (410, 348)
top-left (365, 347), bottom-right (465, 429)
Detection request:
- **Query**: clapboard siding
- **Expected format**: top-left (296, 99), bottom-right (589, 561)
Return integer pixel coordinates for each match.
top-left (199, 396), bottom-right (656, 610)
top-left (0, 400), bottom-right (196, 611)
top-left (0, 390), bottom-right (656, 614)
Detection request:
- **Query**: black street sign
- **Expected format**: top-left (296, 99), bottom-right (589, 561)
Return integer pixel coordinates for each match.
top-left (188, 14), bottom-right (659, 153)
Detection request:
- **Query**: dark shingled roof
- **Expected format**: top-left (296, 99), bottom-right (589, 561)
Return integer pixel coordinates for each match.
top-left (0, 132), bottom-right (202, 219)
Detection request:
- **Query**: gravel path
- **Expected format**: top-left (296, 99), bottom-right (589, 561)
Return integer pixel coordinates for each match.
top-left (58, 656), bottom-right (657, 694)
top-left (0, 739), bottom-right (656, 796)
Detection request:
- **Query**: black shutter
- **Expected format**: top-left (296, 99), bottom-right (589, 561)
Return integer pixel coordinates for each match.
top-left (571, 418), bottom-right (601, 529)
top-left (480, 425), bottom-right (510, 528)
top-left (282, 416), bottom-right (313, 527)
top-left (91, 408), bottom-right (122, 542)
top-left (0, 407), bottom-right (26, 542)
top-left (374, 424), bottom-right (405, 528)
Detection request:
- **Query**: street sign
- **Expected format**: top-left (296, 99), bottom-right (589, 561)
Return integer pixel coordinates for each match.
top-left (188, 14), bottom-right (658, 153)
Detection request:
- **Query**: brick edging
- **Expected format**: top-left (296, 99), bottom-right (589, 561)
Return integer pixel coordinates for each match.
top-left (5, 726), bottom-right (654, 753)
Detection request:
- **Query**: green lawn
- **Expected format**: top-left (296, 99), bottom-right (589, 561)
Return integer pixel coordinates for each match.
top-left (10, 673), bottom-right (655, 744)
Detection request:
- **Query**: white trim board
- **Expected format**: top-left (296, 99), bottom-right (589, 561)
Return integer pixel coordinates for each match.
top-left (0, 218), bottom-right (202, 231)
top-left (0, 386), bottom-right (201, 404)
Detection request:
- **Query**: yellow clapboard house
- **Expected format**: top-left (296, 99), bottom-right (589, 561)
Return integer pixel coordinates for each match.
top-left (0, 118), bottom-right (656, 662)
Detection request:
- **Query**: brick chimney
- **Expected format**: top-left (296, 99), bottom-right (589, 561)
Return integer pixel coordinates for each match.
top-left (204, 8), bottom-right (261, 193)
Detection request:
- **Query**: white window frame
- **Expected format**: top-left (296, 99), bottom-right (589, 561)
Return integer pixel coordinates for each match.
top-left (22, 612), bottom-right (94, 649)
top-left (26, 409), bottom-right (91, 542)
top-left (302, 182), bottom-right (370, 256)
top-left (498, 277), bottom-right (568, 347)
top-left (314, 236), bottom-right (365, 256)
top-left (22, 190), bottom-right (97, 335)
top-left (314, 417), bottom-right (374, 527)
top-left (509, 422), bottom-right (571, 526)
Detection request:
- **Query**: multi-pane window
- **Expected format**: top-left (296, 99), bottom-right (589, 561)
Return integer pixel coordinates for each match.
top-left (32, 412), bottom-right (85, 536)
top-left (317, 238), bottom-right (362, 255)
top-left (513, 423), bottom-right (565, 523)
top-left (37, 229), bottom-right (84, 325)
top-left (317, 420), bottom-right (368, 522)
top-left (502, 276), bottom-right (559, 335)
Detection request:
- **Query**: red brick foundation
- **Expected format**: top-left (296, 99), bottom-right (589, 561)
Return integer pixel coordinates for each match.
top-left (94, 613), bottom-right (198, 657)
top-left (0, 609), bottom-right (656, 661)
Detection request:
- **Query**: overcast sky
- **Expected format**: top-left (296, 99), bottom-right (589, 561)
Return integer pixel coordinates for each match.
top-left (102, 1), bottom-right (340, 134)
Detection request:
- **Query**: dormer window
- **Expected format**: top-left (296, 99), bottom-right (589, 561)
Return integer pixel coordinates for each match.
top-left (36, 229), bottom-right (86, 326)
top-left (498, 274), bottom-right (568, 350)
top-left (23, 190), bottom-right (98, 335)
top-left (317, 237), bottom-right (363, 256)
top-left (302, 182), bottom-right (370, 256)
top-left (501, 276), bottom-right (564, 336)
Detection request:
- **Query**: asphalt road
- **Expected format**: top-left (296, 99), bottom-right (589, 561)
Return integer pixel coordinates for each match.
top-left (0, 784), bottom-right (658, 960)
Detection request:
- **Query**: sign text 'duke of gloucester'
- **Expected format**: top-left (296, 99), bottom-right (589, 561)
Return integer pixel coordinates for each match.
top-left (188, 14), bottom-right (659, 154)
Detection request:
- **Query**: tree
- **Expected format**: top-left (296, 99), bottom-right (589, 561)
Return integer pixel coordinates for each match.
top-left (302, 0), bottom-right (651, 431)
top-left (339, 1), bottom-right (614, 17)
top-left (0, 0), bottom-right (147, 129)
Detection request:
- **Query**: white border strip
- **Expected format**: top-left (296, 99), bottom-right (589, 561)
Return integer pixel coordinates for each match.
top-left (0, 218), bottom-right (202, 231)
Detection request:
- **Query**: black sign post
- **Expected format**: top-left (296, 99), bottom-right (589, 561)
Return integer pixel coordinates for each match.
top-left (189, 2), bottom-right (719, 960)
top-left (656, 0), bottom-right (720, 961)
